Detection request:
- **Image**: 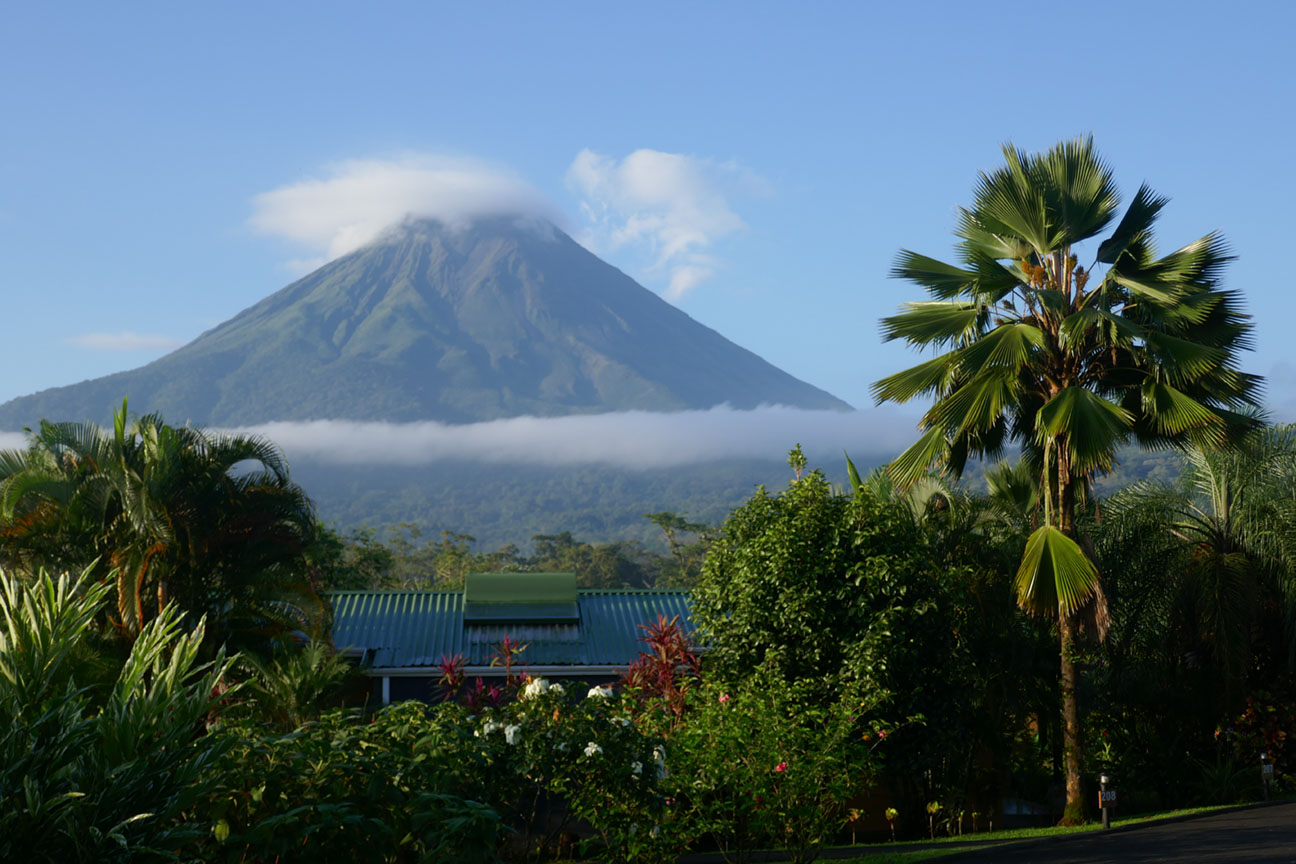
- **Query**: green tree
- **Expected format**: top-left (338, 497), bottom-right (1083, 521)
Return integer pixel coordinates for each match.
top-left (875, 137), bottom-right (1262, 820)
top-left (644, 511), bottom-right (710, 588)
top-left (0, 401), bottom-right (325, 645)
top-left (531, 530), bottom-right (650, 588)
top-left (692, 458), bottom-right (1038, 817)
top-left (308, 525), bottom-right (397, 591)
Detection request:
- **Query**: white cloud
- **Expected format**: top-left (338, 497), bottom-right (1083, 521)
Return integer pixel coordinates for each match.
top-left (567, 149), bottom-right (765, 301)
top-left (217, 406), bottom-right (919, 471)
top-left (250, 154), bottom-right (560, 266)
top-left (65, 331), bottom-right (185, 351)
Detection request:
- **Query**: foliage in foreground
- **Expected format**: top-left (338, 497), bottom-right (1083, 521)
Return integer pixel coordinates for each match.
top-left (208, 703), bottom-right (501, 864)
top-left (0, 567), bottom-right (233, 862)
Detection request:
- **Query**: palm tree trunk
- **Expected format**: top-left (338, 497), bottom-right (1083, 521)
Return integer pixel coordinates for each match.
top-left (1057, 467), bottom-right (1085, 824)
top-left (1059, 612), bottom-right (1083, 824)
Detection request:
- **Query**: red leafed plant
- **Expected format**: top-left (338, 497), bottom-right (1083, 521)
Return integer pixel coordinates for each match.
top-left (490, 634), bottom-right (529, 688)
top-left (435, 653), bottom-right (467, 702)
top-left (463, 677), bottom-right (506, 711)
top-left (622, 614), bottom-right (702, 723)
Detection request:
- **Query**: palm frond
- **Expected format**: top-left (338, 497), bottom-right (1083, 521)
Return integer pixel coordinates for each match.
top-left (871, 354), bottom-right (957, 404)
top-left (1096, 183), bottom-right (1169, 264)
top-left (973, 145), bottom-right (1053, 255)
top-left (1015, 525), bottom-right (1101, 617)
top-left (1036, 387), bottom-right (1133, 473)
top-left (1141, 381), bottom-right (1227, 444)
top-left (890, 251), bottom-right (978, 300)
top-left (844, 452), bottom-right (864, 495)
top-left (1036, 135), bottom-right (1120, 245)
top-left (1058, 307), bottom-right (1143, 348)
top-left (887, 425), bottom-right (947, 490)
top-left (956, 322), bottom-right (1044, 371)
top-left (880, 301), bottom-right (982, 347)
top-left (927, 368), bottom-right (1018, 437)
top-left (1143, 331), bottom-right (1227, 380)
top-left (955, 207), bottom-right (1033, 260)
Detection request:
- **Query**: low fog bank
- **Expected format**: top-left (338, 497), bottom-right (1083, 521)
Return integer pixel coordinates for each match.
top-left (217, 406), bottom-right (920, 470)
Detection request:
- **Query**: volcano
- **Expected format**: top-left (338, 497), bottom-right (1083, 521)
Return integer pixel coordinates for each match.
top-left (0, 217), bottom-right (849, 428)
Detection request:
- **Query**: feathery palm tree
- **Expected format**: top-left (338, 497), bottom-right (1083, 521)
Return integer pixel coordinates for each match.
top-left (1107, 426), bottom-right (1296, 697)
top-left (874, 137), bottom-right (1261, 820)
top-left (0, 400), bottom-right (326, 645)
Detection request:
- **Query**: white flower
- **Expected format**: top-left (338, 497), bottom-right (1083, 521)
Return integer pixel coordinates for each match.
top-left (522, 677), bottom-right (550, 699)
top-left (631, 761), bottom-right (643, 776)
top-left (477, 720), bottom-right (500, 737)
top-left (587, 685), bottom-right (613, 700)
top-left (612, 716), bottom-right (631, 727)
top-left (549, 683), bottom-right (565, 696)
top-left (556, 740), bottom-right (570, 752)
top-left (505, 724), bottom-right (521, 746)
top-left (583, 741), bottom-right (603, 757)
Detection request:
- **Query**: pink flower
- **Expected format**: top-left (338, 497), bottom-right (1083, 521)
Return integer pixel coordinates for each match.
top-left (719, 693), bottom-right (731, 704)
top-left (878, 730), bottom-right (887, 739)
top-left (775, 761), bottom-right (787, 773)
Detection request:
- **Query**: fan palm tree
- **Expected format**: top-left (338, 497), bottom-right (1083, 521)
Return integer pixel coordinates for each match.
top-left (0, 400), bottom-right (327, 645)
top-left (874, 137), bottom-right (1261, 821)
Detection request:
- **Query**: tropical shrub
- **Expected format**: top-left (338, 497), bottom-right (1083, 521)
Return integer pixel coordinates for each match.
top-left (472, 677), bottom-right (673, 863)
top-left (660, 680), bottom-right (881, 864)
top-left (692, 461), bottom-right (1039, 820)
top-left (238, 639), bottom-right (357, 731)
top-left (0, 567), bottom-right (234, 862)
top-left (204, 701), bottom-right (501, 864)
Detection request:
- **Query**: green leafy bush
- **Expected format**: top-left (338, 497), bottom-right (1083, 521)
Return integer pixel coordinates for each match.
top-left (205, 701), bottom-right (501, 863)
top-left (0, 567), bottom-right (234, 862)
top-left (661, 681), bottom-right (881, 864)
top-left (472, 677), bottom-right (673, 863)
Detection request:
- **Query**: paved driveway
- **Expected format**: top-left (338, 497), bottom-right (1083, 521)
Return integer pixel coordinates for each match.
top-left (947, 802), bottom-right (1296, 864)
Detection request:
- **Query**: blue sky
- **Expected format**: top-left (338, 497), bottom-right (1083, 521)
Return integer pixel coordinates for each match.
top-left (3, 1), bottom-right (1294, 422)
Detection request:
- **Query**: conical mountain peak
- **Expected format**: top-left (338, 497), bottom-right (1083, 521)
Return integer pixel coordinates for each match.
top-left (0, 219), bottom-right (849, 429)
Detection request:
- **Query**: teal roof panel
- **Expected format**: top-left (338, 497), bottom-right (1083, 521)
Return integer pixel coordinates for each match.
top-left (328, 589), bottom-right (692, 669)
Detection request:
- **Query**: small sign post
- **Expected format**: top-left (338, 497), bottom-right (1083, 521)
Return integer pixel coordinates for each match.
top-left (1098, 773), bottom-right (1115, 830)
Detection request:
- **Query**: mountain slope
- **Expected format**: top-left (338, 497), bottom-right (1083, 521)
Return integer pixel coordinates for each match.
top-left (0, 217), bottom-right (849, 428)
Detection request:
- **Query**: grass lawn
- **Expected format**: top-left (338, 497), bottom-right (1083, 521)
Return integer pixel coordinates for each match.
top-left (839, 850), bottom-right (998, 863)
top-left (833, 802), bottom-right (1248, 861)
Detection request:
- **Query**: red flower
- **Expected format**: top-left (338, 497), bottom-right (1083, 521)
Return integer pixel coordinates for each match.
top-left (719, 693), bottom-right (731, 704)
top-left (775, 761), bottom-right (787, 773)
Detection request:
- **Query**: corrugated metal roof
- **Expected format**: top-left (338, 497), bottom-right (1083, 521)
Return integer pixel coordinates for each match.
top-left (328, 589), bottom-right (692, 669)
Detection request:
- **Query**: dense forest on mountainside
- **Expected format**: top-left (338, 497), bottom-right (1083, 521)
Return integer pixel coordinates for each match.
top-left (294, 456), bottom-right (833, 550)
top-left (296, 444), bottom-right (1186, 552)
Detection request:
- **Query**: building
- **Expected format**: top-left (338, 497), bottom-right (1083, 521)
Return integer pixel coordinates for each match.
top-left (330, 571), bottom-right (693, 704)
